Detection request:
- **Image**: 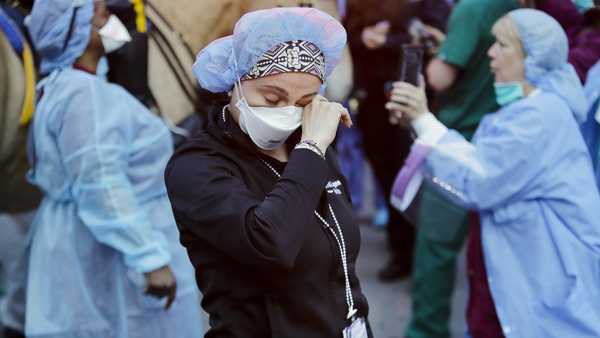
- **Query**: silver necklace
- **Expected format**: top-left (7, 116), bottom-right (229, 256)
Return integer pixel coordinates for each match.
top-left (222, 105), bottom-right (228, 123)
top-left (260, 159), bottom-right (357, 320)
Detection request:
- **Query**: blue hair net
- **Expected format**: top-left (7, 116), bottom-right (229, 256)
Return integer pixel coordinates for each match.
top-left (26, 0), bottom-right (94, 75)
top-left (509, 9), bottom-right (588, 123)
top-left (193, 7), bottom-right (347, 93)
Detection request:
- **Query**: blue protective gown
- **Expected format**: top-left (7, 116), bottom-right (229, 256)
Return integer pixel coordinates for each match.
top-left (396, 90), bottom-right (600, 337)
top-left (25, 68), bottom-right (203, 338)
top-left (581, 61), bottom-right (600, 189)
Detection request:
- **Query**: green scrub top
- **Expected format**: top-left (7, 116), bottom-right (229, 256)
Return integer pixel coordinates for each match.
top-left (436, 0), bottom-right (519, 139)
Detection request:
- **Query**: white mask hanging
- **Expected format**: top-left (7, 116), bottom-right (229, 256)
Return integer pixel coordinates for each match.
top-left (98, 15), bottom-right (132, 54)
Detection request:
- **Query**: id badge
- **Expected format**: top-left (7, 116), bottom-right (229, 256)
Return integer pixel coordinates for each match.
top-left (343, 317), bottom-right (368, 338)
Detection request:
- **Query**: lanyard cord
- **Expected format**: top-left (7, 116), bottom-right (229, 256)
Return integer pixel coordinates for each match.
top-left (260, 159), bottom-right (358, 320)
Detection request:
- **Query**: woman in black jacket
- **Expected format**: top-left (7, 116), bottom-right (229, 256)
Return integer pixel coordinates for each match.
top-left (165, 7), bottom-right (371, 338)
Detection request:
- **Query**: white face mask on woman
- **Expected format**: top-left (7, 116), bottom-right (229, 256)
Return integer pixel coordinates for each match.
top-left (98, 14), bottom-right (132, 54)
top-left (234, 82), bottom-right (303, 150)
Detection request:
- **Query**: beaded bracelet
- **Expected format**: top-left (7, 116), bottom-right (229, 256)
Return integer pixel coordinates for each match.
top-left (295, 140), bottom-right (326, 159)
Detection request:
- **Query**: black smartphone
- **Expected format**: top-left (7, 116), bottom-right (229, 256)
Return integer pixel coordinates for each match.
top-left (400, 45), bottom-right (424, 86)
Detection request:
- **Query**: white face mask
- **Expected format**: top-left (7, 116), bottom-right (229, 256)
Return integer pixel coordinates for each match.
top-left (234, 83), bottom-right (303, 150)
top-left (98, 15), bottom-right (132, 54)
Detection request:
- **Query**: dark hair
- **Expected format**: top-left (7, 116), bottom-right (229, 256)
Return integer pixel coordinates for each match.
top-left (345, 0), bottom-right (409, 28)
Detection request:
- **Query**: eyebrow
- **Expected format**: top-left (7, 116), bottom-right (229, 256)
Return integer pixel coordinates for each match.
top-left (496, 37), bottom-right (509, 45)
top-left (260, 85), bottom-right (319, 101)
top-left (300, 92), bottom-right (319, 99)
top-left (260, 85), bottom-right (289, 97)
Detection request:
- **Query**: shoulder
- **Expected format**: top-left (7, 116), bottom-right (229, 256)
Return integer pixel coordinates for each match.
top-left (589, 62), bottom-right (600, 79)
top-left (51, 69), bottom-right (132, 105)
top-left (451, 0), bottom-right (480, 11)
top-left (524, 91), bottom-right (572, 123)
top-left (165, 131), bottom-right (237, 185)
top-left (41, 70), bottom-right (98, 130)
top-left (586, 62), bottom-right (600, 92)
top-left (448, 0), bottom-right (485, 19)
top-left (489, 91), bottom-right (571, 134)
top-left (50, 69), bottom-right (97, 97)
top-left (449, 0), bottom-right (515, 22)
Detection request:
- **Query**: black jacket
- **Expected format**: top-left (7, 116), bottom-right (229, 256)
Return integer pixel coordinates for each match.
top-left (165, 107), bottom-right (370, 338)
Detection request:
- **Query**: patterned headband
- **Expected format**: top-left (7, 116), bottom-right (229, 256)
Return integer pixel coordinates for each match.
top-left (241, 40), bottom-right (326, 83)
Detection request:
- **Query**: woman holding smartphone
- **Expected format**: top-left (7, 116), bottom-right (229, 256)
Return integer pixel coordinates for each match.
top-left (388, 9), bottom-right (600, 337)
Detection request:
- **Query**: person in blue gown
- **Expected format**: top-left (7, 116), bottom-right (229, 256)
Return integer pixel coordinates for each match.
top-left (387, 9), bottom-right (600, 337)
top-left (23, 1), bottom-right (203, 337)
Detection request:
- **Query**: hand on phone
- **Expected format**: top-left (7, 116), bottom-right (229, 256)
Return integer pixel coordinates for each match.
top-left (386, 77), bottom-right (429, 124)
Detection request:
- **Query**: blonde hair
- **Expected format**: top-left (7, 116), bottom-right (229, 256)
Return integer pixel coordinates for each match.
top-left (492, 15), bottom-right (526, 57)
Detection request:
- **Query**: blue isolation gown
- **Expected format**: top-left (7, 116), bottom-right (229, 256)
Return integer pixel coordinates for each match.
top-left (580, 61), bottom-right (600, 189)
top-left (392, 90), bottom-right (600, 338)
top-left (25, 68), bottom-right (203, 338)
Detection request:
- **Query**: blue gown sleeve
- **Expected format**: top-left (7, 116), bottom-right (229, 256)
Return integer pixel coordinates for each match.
top-left (422, 105), bottom-right (549, 211)
top-left (54, 78), bottom-right (171, 273)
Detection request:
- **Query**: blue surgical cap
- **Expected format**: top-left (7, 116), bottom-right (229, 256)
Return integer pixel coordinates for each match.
top-left (193, 7), bottom-right (347, 93)
top-left (26, 0), bottom-right (94, 75)
top-left (509, 9), bottom-right (588, 122)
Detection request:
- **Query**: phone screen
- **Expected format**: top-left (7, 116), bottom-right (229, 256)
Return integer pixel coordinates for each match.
top-left (400, 45), bottom-right (424, 86)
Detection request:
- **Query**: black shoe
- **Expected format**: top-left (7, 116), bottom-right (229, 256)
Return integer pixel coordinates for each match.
top-left (3, 328), bottom-right (25, 338)
top-left (377, 261), bottom-right (412, 282)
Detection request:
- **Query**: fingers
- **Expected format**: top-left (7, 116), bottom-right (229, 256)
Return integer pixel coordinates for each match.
top-left (313, 95), bottom-right (328, 103)
top-left (390, 95), bottom-right (421, 114)
top-left (392, 80), bottom-right (427, 98)
top-left (304, 95), bottom-right (326, 114)
top-left (392, 81), bottom-right (420, 92)
top-left (389, 112), bottom-right (401, 125)
top-left (321, 101), bottom-right (353, 128)
top-left (374, 20), bottom-right (390, 32)
top-left (328, 102), bottom-right (352, 128)
top-left (303, 98), bottom-right (352, 130)
top-left (145, 284), bottom-right (170, 297)
top-left (390, 82), bottom-right (426, 109)
top-left (340, 108), bottom-right (353, 128)
top-left (144, 285), bottom-right (166, 298)
top-left (308, 95), bottom-right (326, 108)
top-left (385, 101), bottom-right (411, 114)
top-left (145, 283), bottom-right (177, 310)
top-left (164, 283), bottom-right (177, 310)
top-left (390, 91), bottom-right (416, 106)
top-left (390, 87), bottom-right (420, 106)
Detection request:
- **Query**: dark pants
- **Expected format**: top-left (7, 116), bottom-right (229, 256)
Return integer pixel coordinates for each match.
top-left (405, 183), bottom-right (469, 338)
top-left (357, 89), bottom-right (415, 267)
top-left (466, 215), bottom-right (504, 338)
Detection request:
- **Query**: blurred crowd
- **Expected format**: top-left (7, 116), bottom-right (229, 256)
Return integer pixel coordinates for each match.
top-left (1, 0), bottom-right (600, 338)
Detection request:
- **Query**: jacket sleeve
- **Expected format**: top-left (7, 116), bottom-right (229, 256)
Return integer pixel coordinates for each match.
top-left (54, 78), bottom-right (171, 273)
top-left (165, 147), bottom-right (329, 270)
